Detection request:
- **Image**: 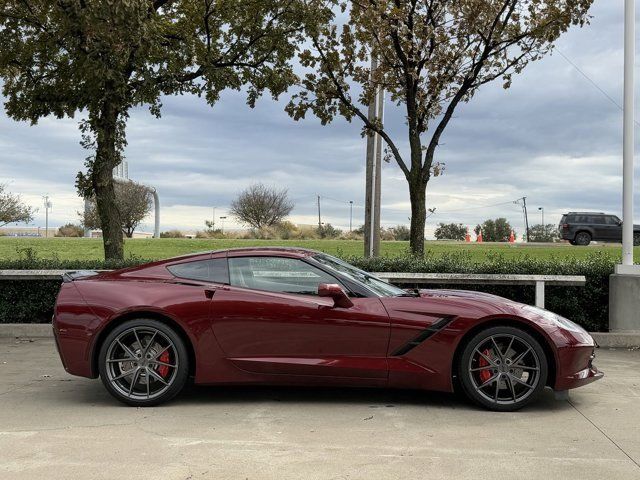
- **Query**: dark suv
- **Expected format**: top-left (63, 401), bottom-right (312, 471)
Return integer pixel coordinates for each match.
top-left (559, 212), bottom-right (640, 246)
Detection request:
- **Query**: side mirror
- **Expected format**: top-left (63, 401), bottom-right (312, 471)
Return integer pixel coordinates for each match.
top-left (318, 283), bottom-right (354, 308)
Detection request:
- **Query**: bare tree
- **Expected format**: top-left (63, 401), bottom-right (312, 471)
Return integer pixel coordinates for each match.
top-left (81, 181), bottom-right (152, 238)
top-left (288, 0), bottom-right (593, 255)
top-left (230, 184), bottom-right (294, 229)
top-left (0, 185), bottom-right (34, 227)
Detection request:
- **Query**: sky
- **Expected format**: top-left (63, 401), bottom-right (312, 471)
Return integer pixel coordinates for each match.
top-left (0, 1), bottom-right (636, 238)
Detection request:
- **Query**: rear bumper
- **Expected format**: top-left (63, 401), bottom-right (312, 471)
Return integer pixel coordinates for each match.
top-left (554, 345), bottom-right (603, 391)
top-left (52, 320), bottom-right (96, 378)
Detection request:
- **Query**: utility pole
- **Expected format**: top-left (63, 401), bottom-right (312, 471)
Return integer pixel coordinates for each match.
top-left (42, 195), bottom-right (52, 238)
top-left (212, 206), bottom-right (216, 230)
top-left (522, 197), bottom-right (530, 242)
top-left (317, 195), bottom-right (322, 230)
top-left (514, 197), bottom-right (530, 242)
top-left (364, 55), bottom-right (384, 257)
top-left (349, 201), bottom-right (354, 232)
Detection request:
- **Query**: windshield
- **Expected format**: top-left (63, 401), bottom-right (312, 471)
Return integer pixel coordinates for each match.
top-left (312, 253), bottom-right (410, 297)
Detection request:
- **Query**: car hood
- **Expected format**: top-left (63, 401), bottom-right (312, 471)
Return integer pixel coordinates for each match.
top-left (381, 288), bottom-right (525, 323)
top-left (380, 289), bottom-right (594, 347)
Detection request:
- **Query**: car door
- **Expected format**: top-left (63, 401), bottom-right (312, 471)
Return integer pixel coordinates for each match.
top-left (210, 255), bottom-right (390, 379)
top-left (589, 215), bottom-right (608, 240)
top-left (605, 215), bottom-right (623, 241)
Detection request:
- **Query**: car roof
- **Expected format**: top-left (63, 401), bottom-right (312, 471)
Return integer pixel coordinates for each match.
top-left (565, 212), bottom-right (607, 215)
top-left (223, 246), bottom-right (319, 258)
top-left (167, 246), bottom-right (321, 263)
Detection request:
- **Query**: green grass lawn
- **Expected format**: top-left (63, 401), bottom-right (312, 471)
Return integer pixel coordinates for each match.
top-left (0, 236), bottom-right (636, 262)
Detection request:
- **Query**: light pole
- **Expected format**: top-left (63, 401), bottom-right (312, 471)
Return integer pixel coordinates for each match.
top-left (610, 0), bottom-right (640, 333)
top-left (212, 206), bottom-right (217, 230)
top-left (538, 207), bottom-right (544, 227)
top-left (622, 0), bottom-right (635, 267)
top-left (538, 207), bottom-right (544, 238)
top-left (349, 201), bottom-right (353, 232)
top-left (42, 195), bottom-right (52, 238)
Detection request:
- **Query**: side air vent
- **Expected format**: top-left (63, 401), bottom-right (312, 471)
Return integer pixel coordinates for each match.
top-left (391, 316), bottom-right (455, 356)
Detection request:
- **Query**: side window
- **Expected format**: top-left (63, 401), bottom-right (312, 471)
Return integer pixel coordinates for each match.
top-left (228, 257), bottom-right (339, 295)
top-left (591, 216), bottom-right (605, 224)
top-left (167, 258), bottom-right (229, 284)
top-left (606, 216), bottom-right (620, 225)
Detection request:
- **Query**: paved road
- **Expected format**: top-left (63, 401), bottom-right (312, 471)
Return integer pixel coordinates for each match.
top-left (0, 339), bottom-right (639, 480)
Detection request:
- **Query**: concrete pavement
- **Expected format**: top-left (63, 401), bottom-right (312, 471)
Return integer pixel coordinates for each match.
top-left (0, 338), bottom-right (639, 480)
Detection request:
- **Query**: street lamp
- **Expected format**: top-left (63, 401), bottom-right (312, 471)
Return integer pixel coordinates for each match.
top-left (538, 207), bottom-right (544, 227)
top-left (349, 201), bottom-right (354, 232)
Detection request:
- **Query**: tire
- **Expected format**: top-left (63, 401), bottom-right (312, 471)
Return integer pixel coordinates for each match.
top-left (458, 326), bottom-right (548, 412)
top-left (569, 240), bottom-right (576, 246)
top-left (574, 231), bottom-right (591, 246)
top-left (634, 233), bottom-right (640, 247)
top-left (98, 319), bottom-right (189, 407)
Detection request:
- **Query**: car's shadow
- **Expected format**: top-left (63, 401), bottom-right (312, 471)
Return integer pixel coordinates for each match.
top-left (172, 382), bottom-right (566, 413)
top-left (62, 377), bottom-right (568, 413)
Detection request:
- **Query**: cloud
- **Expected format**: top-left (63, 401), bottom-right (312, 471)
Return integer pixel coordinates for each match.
top-left (0, 2), bottom-right (637, 237)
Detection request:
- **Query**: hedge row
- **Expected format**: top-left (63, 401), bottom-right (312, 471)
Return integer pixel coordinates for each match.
top-left (0, 250), bottom-right (615, 331)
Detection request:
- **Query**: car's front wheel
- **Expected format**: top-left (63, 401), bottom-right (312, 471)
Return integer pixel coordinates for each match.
top-left (98, 319), bottom-right (189, 407)
top-left (458, 326), bottom-right (548, 411)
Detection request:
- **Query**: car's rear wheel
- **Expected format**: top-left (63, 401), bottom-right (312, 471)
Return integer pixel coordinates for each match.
top-left (634, 233), bottom-right (640, 246)
top-left (98, 319), bottom-right (189, 407)
top-left (574, 232), bottom-right (591, 246)
top-left (458, 326), bottom-right (548, 412)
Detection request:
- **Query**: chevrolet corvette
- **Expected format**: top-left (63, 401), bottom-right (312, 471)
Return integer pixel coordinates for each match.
top-left (52, 247), bottom-right (602, 410)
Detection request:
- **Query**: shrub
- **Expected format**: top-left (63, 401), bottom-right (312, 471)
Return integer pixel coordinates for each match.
top-left (318, 223), bottom-right (342, 239)
top-left (160, 230), bottom-right (185, 238)
top-left (56, 223), bottom-right (84, 237)
top-left (389, 225), bottom-right (411, 241)
top-left (0, 248), bottom-right (614, 331)
top-left (0, 248), bottom-right (149, 324)
top-left (434, 223), bottom-right (467, 241)
top-left (347, 251), bottom-right (613, 332)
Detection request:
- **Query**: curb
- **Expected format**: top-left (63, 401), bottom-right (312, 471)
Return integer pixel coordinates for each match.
top-left (1, 324), bottom-right (639, 348)
top-left (591, 332), bottom-right (640, 349)
top-left (0, 324), bottom-right (52, 338)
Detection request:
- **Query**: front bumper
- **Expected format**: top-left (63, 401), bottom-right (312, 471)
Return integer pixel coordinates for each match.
top-left (554, 345), bottom-right (603, 391)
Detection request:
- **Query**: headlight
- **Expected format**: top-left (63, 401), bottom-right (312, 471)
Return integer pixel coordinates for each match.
top-left (522, 305), bottom-right (587, 334)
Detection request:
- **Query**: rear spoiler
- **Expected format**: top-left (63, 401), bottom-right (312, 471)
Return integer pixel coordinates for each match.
top-left (62, 270), bottom-right (102, 283)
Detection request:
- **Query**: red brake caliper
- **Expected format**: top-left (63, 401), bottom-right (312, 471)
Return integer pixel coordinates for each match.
top-left (157, 350), bottom-right (170, 378)
top-left (478, 349), bottom-right (492, 383)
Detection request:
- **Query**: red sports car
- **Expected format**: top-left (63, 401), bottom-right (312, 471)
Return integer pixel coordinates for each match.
top-left (53, 247), bottom-right (602, 411)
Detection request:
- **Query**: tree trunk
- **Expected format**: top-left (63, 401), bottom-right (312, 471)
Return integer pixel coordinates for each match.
top-left (408, 176), bottom-right (427, 256)
top-left (91, 102), bottom-right (124, 261)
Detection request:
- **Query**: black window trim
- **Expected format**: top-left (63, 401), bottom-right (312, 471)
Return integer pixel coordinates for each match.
top-left (166, 257), bottom-right (230, 285)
